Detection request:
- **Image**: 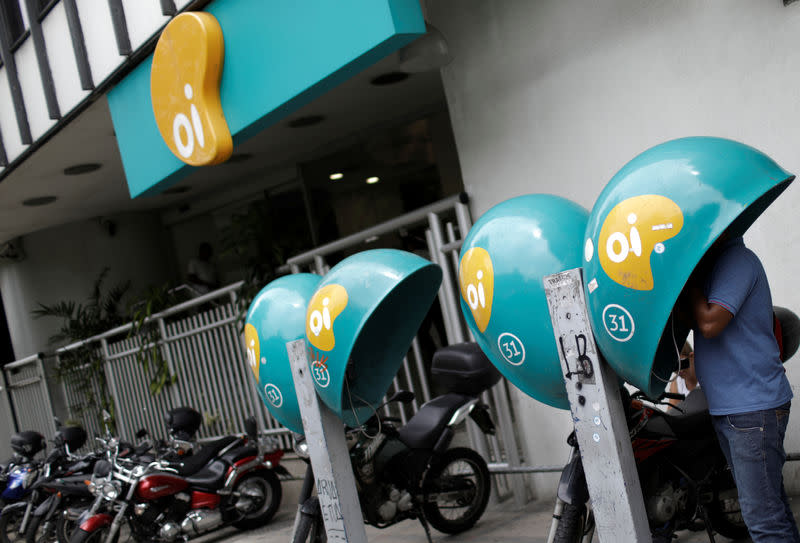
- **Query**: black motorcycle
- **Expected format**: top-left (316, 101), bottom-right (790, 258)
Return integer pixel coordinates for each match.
top-left (292, 342), bottom-right (499, 543)
top-left (548, 387), bottom-right (748, 543)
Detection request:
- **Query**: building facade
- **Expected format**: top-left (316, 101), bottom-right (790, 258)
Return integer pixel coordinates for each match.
top-left (1, 0), bottom-right (800, 498)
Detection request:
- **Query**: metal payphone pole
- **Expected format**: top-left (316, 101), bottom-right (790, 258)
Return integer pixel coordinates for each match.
top-left (287, 339), bottom-right (368, 543)
top-left (544, 268), bottom-right (651, 542)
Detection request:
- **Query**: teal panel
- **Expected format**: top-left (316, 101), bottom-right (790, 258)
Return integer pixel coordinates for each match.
top-left (458, 195), bottom-right (589, 410)
top-left (583, 137), bottom-right (794, 397)
top-left (108, 0), bottom-right (425, 198)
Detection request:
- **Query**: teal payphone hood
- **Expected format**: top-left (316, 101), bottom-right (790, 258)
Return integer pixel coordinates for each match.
top-left (583, 137), bottom-right (794, 396)
top-left (245, 273), bottom-right (321, 434)
top-left (305, 249), bottom-right (442, 427)
top-left (458, 194), bottom-right (589, 409)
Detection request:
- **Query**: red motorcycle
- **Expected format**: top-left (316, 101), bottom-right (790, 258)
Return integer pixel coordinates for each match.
top-left (70, 416), bottom-right (284, 543)
top-left (548, 387), bottom-right (748, 543)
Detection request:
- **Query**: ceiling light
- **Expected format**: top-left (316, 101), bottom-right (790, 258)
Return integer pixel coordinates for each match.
top-left (63, 163), bottom-right (101, 175)
top-left (366, 176), bottom-right (380, 184)
top-left (370, 72), bottom-right (409, 86)
top-left (329, 172), bottom-right (344, 180)
top-left (22, 196), bottom-right (57, 207)
top-left (287, 115), bottom-right (325, 128)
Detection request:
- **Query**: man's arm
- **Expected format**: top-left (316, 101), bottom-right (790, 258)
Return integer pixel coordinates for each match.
top-left (691, 286), bottom-right (733, 338)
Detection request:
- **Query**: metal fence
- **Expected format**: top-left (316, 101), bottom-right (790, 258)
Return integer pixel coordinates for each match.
top-left (4, 355), bottom-right (57, 438)
top-left (51, 284), bottom-right (293, 450)
top-left (2, 194), bottom-right (533, 506)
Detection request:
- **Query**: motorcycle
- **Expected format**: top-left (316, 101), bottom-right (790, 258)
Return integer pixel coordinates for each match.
top-left (23, 425), bottom-right (152, 543)
top-left (548, 387), bottom-right (749, 543)
top-left (292, 342), bottom-right (500, 543)
top-left (0, 427), bottom-right (98, 543)
top-left (70, 416), bottom-right (284, 543)
top-left (0, 432), bottom-right (48, 543)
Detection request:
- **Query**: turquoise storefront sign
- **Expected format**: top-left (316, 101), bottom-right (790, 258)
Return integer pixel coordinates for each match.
top-left (108, 0), bottom-right (426, 197)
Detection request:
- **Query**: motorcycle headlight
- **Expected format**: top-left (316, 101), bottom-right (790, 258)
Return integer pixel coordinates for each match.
top-left (100, 481), bottom-right (121, 501)
top-left (293, 439), bottom-right (309, 459)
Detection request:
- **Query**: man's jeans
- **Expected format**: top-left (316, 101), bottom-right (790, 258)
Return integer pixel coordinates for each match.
top-left (712, 402), bottom-right (800, 542)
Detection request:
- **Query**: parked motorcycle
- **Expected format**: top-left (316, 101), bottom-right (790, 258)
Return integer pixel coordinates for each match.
top-left (292, 342), bottom-right (500, 543)
top-left (70, 415), bottom-right (284, 543)
top-left (548, 387), bottom-right (749, 543)
top-left (0, 427), bottom-right (96, 543)
top-left (23, 425), bottom-right (145, 543)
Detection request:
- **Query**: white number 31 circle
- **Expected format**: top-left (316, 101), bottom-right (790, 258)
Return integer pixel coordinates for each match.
top-left (602, 304), bottom-right (635, 342)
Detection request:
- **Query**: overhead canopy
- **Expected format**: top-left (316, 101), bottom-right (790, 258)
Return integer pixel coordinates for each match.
top-left (108, 0), bottom-right (426, 197)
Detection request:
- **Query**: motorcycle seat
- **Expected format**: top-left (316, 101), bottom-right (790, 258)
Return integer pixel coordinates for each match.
top-left (661, 388), bottom-right (714, 439)
top-left (171, 436), bottom-right (237, 476)
top-left (398, 393), bottom-right (473, 450)
top-left (184, 459), bottom-right (228, 490)
top-left (661, 410), bottom-right (713, 439)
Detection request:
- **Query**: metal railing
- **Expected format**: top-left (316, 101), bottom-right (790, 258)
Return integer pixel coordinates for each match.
top-left (3, 194), bottom-right (532, 506)
top-left (45, 283), bottom-right (293, 449)
top-left (3, 354), bottom-right (56, 439)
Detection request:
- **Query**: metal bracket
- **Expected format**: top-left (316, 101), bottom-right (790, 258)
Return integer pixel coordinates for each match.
top-left (544, 268), bottom-right (651, 542)
top-left (287, 339), bottom-right (368, 543)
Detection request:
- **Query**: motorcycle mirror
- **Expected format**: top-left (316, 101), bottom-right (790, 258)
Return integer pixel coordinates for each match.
top-left (53, 417), bottom-right (62, 429)
top-left (101, 410), bottom-right (111, 423)
top-left (135, 428), bottom-right (148, 439)
top-left (387, 390), bottom-right (415, 405)
top-left (244, 416), bottom-right (258, 440)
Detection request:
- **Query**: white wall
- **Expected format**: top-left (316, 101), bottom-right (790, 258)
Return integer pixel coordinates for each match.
top-left (428, 0), bottom-right (800, 496)
top-left (0, 212), bottom-right (173, 360)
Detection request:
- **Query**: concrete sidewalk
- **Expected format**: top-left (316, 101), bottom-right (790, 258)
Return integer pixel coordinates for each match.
top-left (197, 479), bottom-right (787, 543)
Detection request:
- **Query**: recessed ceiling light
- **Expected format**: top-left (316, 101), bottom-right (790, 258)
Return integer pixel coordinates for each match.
top-left (329, 172), bottom-right (344, 180)
top-left (162, 186), bottom-right (191, 195)
top-left (22, 196), bottom-right (57, 207)
top-left (63, 163), bottom-right (101, 175)
top-left (287, 115), bottom-right (325, 128)
top-left (366, 176), bottom-right (380, 184)
top-left (370, 72), bottom-right (409, 86)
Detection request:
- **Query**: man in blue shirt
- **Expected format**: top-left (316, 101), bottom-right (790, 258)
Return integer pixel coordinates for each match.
top-left (691, 233), bottom-right (799, 541)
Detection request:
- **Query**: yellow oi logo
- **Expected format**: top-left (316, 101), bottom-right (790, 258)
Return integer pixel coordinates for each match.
top-left (459, 247), bottom-right (494, 333)
top-left (306, 285), bottom-right (349, 352)
top-left (244, 323), bottom-right (260, 382)
top-left (597, 195), bottom-right (684, 291)
top-left (151, 12), bottom-right (232, 166)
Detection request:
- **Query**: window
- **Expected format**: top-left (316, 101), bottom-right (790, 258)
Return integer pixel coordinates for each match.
top-left (0, 0), bottom-right (25, 47)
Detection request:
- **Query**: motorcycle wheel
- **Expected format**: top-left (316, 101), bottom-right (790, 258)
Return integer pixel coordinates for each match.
top-left (553, 503), bottom-right (586, 543)
top-left (67, 527), bottom-right (118, 543)
top-left (0, 505), bottom-right (27, 543)
top-left (25, 512), bottom-right (76, 543)
top-left (422, 447), bottom-right (491, 534)
top-left (707, 471), bottom-right (749, 540)
top-left (231, 471), bottom-right (282, 530)
top-left (291, 498), bottom-right (327, 543)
